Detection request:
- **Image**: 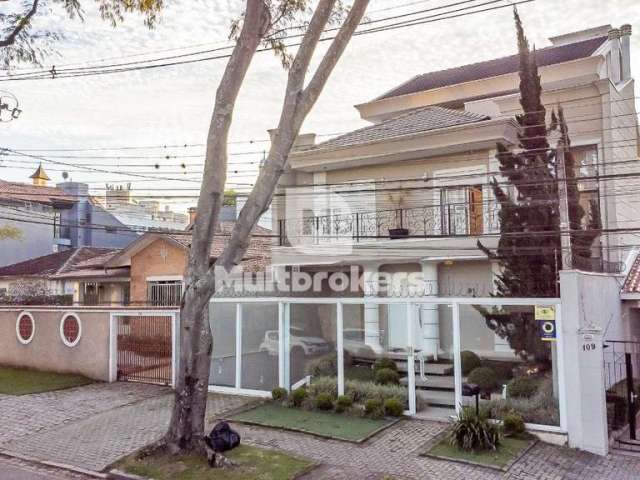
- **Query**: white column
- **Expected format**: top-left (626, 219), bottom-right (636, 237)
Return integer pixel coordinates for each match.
top-left (363, 263), bottom-right (383, 353)
top-left (420, 259), bottom-right (440, 359)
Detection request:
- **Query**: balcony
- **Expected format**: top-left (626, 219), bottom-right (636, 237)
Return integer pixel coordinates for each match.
top-left (277, 202), bottom-right (500, 247)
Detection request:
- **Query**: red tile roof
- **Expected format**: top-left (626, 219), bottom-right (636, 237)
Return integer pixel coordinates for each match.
top-left (378, 36), bottom-right (607, 100)
top-left (167, 222), bottom-right (272, 272)
top-left (0, 180), bottom-right (75, 207)
top-left (0, 247), bottom-right (118, 278)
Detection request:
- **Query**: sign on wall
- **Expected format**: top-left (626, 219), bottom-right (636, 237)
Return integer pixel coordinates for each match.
top-left (535, 305), bottom-right (556, 341)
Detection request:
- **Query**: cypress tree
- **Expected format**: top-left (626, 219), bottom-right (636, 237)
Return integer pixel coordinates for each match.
top-left (476, 10), bottom-right (599, 360)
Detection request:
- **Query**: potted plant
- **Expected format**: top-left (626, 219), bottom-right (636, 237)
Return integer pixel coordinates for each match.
top-left (386, 190), bottom-right (410, 239)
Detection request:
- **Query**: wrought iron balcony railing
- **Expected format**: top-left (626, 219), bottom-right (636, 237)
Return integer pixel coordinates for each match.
top-left (277, 202), bottom-right (500, 247)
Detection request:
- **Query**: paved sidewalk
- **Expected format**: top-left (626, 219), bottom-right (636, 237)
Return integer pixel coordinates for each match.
top-left (234, 419), bottom-right (640, 480)
top-left (2, 382), bottom-right (640, 479)
top-left (0, 383), bottom-right (252, 472)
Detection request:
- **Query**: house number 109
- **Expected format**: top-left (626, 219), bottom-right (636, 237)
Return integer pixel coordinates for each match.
top-left (582, 343), bottom-right (597, 351)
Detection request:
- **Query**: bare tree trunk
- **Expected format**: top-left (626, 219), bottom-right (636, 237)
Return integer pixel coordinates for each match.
top-left (165, 0), bottom-right (270, 453)
top-left (166, 0), bottom-right (369, 454)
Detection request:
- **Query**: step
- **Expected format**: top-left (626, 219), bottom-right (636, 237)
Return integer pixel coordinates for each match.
top-left (400, 375), bottom-right (454, 390)
top-left (395, 361), bottom-right (453, 376)
top-left (417, 389), bottom-right (456, 408)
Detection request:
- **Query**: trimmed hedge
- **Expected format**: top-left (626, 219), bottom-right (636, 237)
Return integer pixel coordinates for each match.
top-left (335, 395), bottom-right (353, 413)
top-left (315, 393), bottom-right (334, 410)
top-left (502, 412), bottom-right (526, 436)
top-left (308, 376), bottom-right (407, 407)
top-left (461, 350), bottom-right (482, 375)
top-left (468, 367), bottom-right (499, 392)
top-left (375, 368), bottom-right (400, 385)
top-left (383, 398), bottom-right (404, 417)
top-left (373, 357), bottom-right (398, 373)
top-left (365, 399), bottom-right (384, 419)
top-left (507, 376), bottom-right (539, 399)
top-left (291, 387), bottom-right (308, 407)
top-left (272, 387), bottom-right (288, 402)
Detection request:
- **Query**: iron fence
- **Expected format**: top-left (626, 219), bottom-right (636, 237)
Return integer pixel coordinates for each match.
top-left (278, 201), bottom-right (500, 246)
top-left (117, 314), bottom-right (173, 385)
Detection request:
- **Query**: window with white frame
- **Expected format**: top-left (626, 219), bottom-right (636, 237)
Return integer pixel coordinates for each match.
top-left (60, 313), bottom-right (82, 347)
top-left (16, 312), bottom-right (35, 345)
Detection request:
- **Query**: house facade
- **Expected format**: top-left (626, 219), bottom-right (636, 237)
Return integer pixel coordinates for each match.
top-left (206, 24), bottom-right (637, 418)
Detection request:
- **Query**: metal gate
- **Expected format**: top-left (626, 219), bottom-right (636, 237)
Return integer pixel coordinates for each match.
top-left (604, 340), bottom-right (640, 451)
top-left (116, 313), bottom-right (175, 385)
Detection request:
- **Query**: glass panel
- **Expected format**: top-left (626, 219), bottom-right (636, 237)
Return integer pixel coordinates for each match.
top-left (289, 304), bottom-right (337, 389)
top-left (209, 303), bottom-right (236, 387)
top-left (459, 304), bottom-right (560, 427)
top-left (241, 303), bottom-right (279, 391)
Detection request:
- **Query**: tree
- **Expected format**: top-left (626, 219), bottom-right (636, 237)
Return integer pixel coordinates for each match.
top-left (0, 0), bottom-right (163, 67)
top-left (477, 10), bottom-right (598, 360)
top-left (2, 0), bottom-right (371, 455)
top-left (168, 0), bottom-right (370, 453)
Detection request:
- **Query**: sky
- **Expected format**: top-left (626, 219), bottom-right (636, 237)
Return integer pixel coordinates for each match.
top-left (0, 0), bottom-right (639, 215)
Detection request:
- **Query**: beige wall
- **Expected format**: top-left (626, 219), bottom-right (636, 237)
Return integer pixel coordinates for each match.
top-left (130, 239), bottom-right (187, 305)
top-left (0, 308), bottom-right (111, 381)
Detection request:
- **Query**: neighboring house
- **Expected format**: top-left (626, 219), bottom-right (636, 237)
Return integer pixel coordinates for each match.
top-left (102, 183), bottom-right (189, 232)
top-left (57, 182), bottom-right (139, 249)
top-left (0, 247), bottom-right (119, 301)
top-left (0, 167), bottom-right (153, 267)
top-left (0, 169), bottom-right (76, 266)
top-left (71, 221), bottom-right (272, 307)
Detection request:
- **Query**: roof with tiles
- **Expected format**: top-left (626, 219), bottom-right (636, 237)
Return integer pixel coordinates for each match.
top-left (0, 247), bottom-right (118, 278)
top-left (0, 180), bottom-right (75, 206)
top-left (377, 35), bottom-right (607, 101)
top-left (308, 106), bottom-right (489, 152)
top-left (166, 222), bottom-right (272, 272)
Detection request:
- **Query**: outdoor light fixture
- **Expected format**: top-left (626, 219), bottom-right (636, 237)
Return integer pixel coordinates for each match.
top-left (0, 90), bottom-right (21, 122)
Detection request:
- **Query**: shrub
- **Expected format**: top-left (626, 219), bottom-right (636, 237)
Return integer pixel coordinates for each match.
top-left (502, 412), bottom-right (526, 436)
top-left (449, 407), bottom-right (501, 452)
top-left (507, 377), bottom-right (539, 399)
top-left (315, 392), bottom-right (334, 410)
top-left (335, 395), bottom-right (353, 413)
top-left (461, 351), bottom-right (482, 375)
top-left (308, 376), bottom-right (338, 399)
top-left (365, 398), bottom-right (384, 419)
top-left (291, 387), bottom-right (308, 407)
top-left (383, 398), bottom-right (404, 417)
top-left (305, 352), bottom-right (353, 378)
top-left (375, 368), bottom-right (400, 385)
top-left (271, 387), bottom-right (288, 402)
top-left (345, 379), bottom-right (407, 406)
top-left (487, 377), bottom-right (560, 426)
top-left (373, 357), bottom-right (398, 373)
top-left (308, 377), bottom-right (407, 408)
top-left (468, 367), bottom-right (498, 392)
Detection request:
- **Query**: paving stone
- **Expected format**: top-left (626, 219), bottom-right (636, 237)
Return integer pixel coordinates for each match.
top-left (2, 382), bottom-right (640, 479)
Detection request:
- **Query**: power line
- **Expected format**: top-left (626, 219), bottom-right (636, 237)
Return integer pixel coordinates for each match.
top-left (0, 0), bottom-right (533, 82)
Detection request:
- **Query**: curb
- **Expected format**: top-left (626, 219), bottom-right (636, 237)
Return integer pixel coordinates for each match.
top-left (0, 450), bottom-right (108, 479)
top-left (108, 469), bottom-right (151, 480)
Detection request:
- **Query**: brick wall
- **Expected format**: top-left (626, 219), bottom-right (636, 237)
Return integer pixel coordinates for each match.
top-left (130, 239), bottom-right (187, 305)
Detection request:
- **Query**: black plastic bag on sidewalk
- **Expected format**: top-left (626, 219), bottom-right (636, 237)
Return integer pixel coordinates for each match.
top-left (204, 421), bottom-right (241, 467)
